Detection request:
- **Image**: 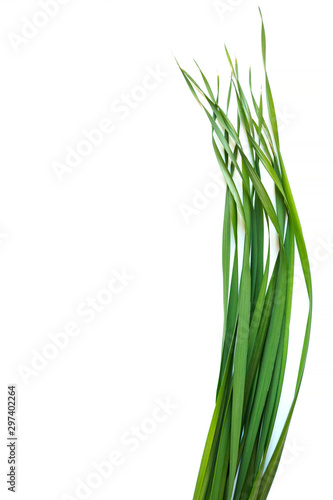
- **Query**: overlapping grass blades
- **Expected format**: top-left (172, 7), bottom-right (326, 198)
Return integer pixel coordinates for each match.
top-left (177, 9), bottom-right (312, 500)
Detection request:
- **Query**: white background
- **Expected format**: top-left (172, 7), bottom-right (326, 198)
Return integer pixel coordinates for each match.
top-left (0, 1), bottom-right (332, 499)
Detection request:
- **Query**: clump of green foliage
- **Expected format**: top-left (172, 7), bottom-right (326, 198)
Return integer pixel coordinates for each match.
top-left (177, 9), bottom-right (313, 500)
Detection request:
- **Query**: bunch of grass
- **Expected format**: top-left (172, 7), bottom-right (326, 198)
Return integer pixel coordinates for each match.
top-left (177, 9), bottom-right (312, 500)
